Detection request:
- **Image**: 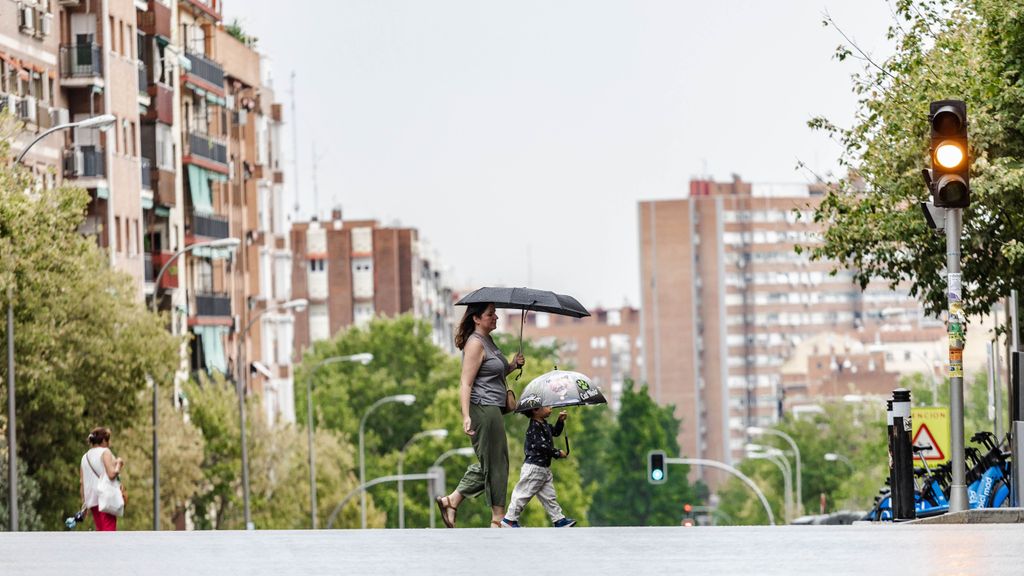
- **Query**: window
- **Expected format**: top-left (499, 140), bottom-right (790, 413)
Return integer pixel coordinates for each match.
top-left (308, 259), bottom-right (325, 272)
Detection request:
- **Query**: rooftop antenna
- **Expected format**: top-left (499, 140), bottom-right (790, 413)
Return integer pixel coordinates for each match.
top-left (289, 71), bottom-right (301, 219)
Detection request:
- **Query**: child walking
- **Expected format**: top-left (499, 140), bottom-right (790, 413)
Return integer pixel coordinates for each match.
top-left (501, 407), bottom-right (576, 528)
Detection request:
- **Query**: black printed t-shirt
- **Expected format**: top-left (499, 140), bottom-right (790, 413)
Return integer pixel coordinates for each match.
top-left (523, 418), bottom-right (564, 468)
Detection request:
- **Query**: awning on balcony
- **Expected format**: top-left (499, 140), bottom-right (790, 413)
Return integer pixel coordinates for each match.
top-left (184, 81), bottom-right (226, 105)
top-left (194, 325), bottom-right (229, 375)
top-left (141, 196), bottom-right (153, 210)
top-left (187, 164), bottom-right (213, 215)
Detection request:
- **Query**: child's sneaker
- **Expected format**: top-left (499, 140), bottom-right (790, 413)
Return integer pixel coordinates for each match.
top-left (500, 518), bottom-right (520, 528)
top-left (553, 517), bottom-right (576, 527)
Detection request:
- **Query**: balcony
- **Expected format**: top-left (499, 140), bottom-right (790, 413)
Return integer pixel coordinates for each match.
top-left (184, 51), bottom-right (224, 92)
top-left (195, 293), bottom-right (231, 317)
top-left (189, 211), bottom-right (229, 239)
top-left (152, 166), bottom-right (176, 207)
top-left (185, 131), bottom-right (228, 169)
top-left (150, 251), bottom-right (179, 289)
top-left (182, 0), bottom-right (222, 21)
top-left (60, 43), bottom-right (103, 79)
top-left (140, 157), bottom-right (152, 190)
top-left (144, 83), bottom-right (173, 124)
top-left (139, 0), bottom-right (172, 39)
top-left (64, 145), bottom-right (106, 178)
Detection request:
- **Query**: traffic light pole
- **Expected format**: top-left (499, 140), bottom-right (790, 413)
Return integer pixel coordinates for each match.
top-left (946, 207), bottom-right (968, 512)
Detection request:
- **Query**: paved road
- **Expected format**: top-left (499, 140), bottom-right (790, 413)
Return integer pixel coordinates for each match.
top-left (1, 525), bottom-right (1022, 575)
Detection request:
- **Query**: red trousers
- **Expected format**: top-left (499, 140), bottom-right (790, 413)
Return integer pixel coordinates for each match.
top-left (90, 507), bottom-right (117, 531)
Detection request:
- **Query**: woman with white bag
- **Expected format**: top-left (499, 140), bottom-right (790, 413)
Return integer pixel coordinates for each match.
top-left (79, 427), bottom-right (126, 531)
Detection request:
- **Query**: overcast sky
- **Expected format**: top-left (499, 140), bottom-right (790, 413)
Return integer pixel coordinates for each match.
top-left (224, 1), bottom-right (894, 309)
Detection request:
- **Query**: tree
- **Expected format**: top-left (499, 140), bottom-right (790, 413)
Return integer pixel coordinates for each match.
top-left (716, 401), bottom-right (888, 524)
top-left (0, 126), bottom-right (180, 528)
top-left (117, 390), bottom-right (205, 530)
top-left (807, 0), bottom-right (1024, 326)
top-left (587, 380), bottom-right (697, 526)
top-left (0, 422), bottom-right (42, 531)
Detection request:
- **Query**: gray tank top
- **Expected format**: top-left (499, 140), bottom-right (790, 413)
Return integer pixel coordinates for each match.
top-left (466, 333), bottom-right (509, 406)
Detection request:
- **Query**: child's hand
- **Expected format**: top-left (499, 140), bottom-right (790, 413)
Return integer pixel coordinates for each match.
top-left (557, 411), bottom-right (568, 422)
top-left (558, 450), bottom-right (568, 458)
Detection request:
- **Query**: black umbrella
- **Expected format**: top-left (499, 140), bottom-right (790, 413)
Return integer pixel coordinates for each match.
top-left (455, 287), bottom-right (590, 379)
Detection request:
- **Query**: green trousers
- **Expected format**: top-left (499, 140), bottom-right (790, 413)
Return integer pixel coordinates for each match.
top-left (455, 403), bottom-right (509, 508)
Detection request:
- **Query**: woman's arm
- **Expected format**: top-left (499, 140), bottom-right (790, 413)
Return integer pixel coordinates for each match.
top-left (461, 339), bottom-right (485, 435)
top-left (101, 449), bottom-right (123, 480)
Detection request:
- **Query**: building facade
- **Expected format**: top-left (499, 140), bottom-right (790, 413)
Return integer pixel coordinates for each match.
top-left (638, 177), bottom-right (946, 485)
top-left (2, 0), bottom-right (296, 422)
top-left (290, 210), bottom-right (456, 357)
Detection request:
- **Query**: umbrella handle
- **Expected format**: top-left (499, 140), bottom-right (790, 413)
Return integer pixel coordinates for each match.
top-left (564, 433), bottom-right (570, 457)
top-left (514, 304), bottom-right (531, 381)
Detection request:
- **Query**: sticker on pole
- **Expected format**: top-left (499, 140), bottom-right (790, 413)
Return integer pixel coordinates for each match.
top-left (911, 407), bottom-right (950, 464)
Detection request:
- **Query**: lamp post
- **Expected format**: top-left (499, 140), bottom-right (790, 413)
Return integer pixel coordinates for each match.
top-left (6, 114), bottom-right (115, 532)
top-left (359, 394), bottom-right (415, 528)
top-left (428, 447), bottom-right (474, 528)
top-left (824, 452), bottom-right (855, 471)
top-left (149, 236), bottom-right (239, 530)
top-left (747, 444), bottom-right (793, 523)
top-left (398, 428), bottom-right (447, 528)
top-left (747, 426), bottom-right (803, 516)
top-left (235, 297), bottom-right (307, 530)
top-left (304, 352), bottom-right (373, 529)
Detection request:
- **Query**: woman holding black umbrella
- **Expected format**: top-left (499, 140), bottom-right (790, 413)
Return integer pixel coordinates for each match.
top-left (435, 302), bottom-right (524, 528)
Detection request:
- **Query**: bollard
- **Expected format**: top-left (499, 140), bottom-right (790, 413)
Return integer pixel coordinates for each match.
top-left (892, 389), bottom-right (916, 520)
top-left (886, 399), bottom-right (895, 495)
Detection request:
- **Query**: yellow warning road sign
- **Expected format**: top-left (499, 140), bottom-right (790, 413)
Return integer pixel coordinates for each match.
top-left (911, 407), bottom-right (950, 464)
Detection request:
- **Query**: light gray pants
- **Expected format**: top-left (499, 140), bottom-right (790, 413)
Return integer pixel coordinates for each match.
top-left (505, 463), bottom-right (565, 523)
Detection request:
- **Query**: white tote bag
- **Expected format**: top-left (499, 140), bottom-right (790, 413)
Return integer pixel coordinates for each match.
top-left (97, 474), bottom-right (125, 517)
top-left (87, 451), bottom-right (125, 517)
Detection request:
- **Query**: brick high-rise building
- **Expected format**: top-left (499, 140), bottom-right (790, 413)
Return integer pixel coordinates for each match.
top-left (291, 210), bottom-right (456, 357)
top-left (638, 177), bottom-right (945, 486)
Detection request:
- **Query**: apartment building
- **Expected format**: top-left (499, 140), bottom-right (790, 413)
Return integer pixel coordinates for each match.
top-left (514, 306), bottom-right (642, 411)
top-left (1, 0), bottom-right (295, 421)
top-left (638, 177), bottom-right (946, 485)
top-left (291, 210), bottom-right (456, 357)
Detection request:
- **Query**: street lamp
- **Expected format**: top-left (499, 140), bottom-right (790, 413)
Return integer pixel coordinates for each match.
top-left (360, 394), bottom-right (415, 528)
top-left (398, 428), bottom-right (448, 528)
top-left (824, 452), bottom-right (855, 471)
top-left (746, 444), bottom-right (793, 523)
top-left (428, 447), bottom-right (474, 528)
top-left (305, 352), bottom-right (373, 529)
top-left (748, 426), bottom-right (803, 516)
top-left (148, 236), bottom-right (239, 531)
top-left (6, 113), bottom-right (116, 532)
top-left (236, 297), bottom-right (308, 530)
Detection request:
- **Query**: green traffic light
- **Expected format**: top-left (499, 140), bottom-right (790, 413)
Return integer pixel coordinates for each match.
top-left (651, 469), bottom-right (664, 481)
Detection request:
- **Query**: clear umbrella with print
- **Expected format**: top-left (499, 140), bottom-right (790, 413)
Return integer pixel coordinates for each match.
top-left (515, 370), bottom-right (606, 456)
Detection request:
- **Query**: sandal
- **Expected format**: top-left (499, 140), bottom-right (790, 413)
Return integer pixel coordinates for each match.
top-left (490, 520), bottom-right (502, 528)
top-left (435, 496), bottom-right (457, 528)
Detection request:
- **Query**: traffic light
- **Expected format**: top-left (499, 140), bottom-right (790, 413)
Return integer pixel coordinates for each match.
top-left (683, 503), bottom-right (693, 514)
top-left (928, 100), bottom-right (970, 208)
top-left (647, 450), bottom-right (667, 484)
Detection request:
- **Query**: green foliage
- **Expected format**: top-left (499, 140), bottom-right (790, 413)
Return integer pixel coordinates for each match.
top-left (0, 123), bottom-right (180, 528)
top-left (225, 18), bottom-right (258, 47)
top-left (808, 0), bottom-right (1024, 320)
top-left (0, 427), bottom-right (43, 531)
top-left (717, 402), bottom-right (888, 524)
top-left (117, 389), bottom-right (205, 530)
top-left (587, 380), bottom-right (697, 526)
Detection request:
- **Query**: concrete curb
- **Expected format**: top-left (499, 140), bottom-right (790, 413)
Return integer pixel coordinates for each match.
top-left (905, 508), bottom-right (1024, 524)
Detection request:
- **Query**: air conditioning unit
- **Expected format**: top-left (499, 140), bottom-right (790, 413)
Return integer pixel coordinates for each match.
top-left (50, 107), bottom-right (69, 127)
top-left (17, 96), bottom-right (37, 123)
top-left (67, 148), bottom-right (85, 176)
top-left (18, 4), bottom-right (35, 34)
top-left (39, 12), bottom-right (52, 37)
top-left (5, 94), bottom-right (17, 115)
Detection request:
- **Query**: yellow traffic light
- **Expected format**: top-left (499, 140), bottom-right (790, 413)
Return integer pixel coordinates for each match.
top-left (935, 141), bottom-right (965, 169)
